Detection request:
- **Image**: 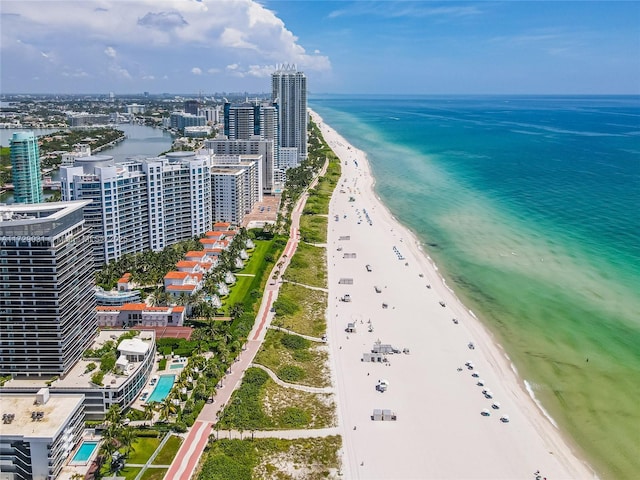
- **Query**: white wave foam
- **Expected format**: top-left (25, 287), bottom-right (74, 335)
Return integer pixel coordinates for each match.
top-left (524, 380), bottom-right (558, 429)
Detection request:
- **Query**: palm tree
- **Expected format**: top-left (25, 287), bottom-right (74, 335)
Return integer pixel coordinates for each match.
top-left (159, 396), bottom-right (177, 421)
top-left (230, 302), bottom-right (244, 321)
top-left (120, 426), bottom-right (136, 457)
top-left (143, 402), bottom-right (155, 422)
top-left (105, 404), bottom-right (122, 425)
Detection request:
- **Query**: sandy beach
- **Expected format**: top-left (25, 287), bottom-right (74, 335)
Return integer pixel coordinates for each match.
top-left (314, 109), bottom-right (597, 480)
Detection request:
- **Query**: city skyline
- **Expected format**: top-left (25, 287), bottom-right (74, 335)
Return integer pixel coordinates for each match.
top-left (0, 1), bottom-right (638, 95)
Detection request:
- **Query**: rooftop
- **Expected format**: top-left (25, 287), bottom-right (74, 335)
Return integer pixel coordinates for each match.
top-left (0, 393), bottom-right (84, 439)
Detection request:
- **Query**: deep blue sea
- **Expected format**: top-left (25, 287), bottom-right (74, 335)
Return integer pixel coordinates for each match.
top-left (310, 95), bottom-right (640, 479)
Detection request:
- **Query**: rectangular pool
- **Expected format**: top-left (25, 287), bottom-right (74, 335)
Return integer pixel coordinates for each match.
top-left (170, 363), bottom-right (184, 369)
top-left (146, 374), bottom-right (176, 403)
top-left (70, 440), bottom-right (99, 464)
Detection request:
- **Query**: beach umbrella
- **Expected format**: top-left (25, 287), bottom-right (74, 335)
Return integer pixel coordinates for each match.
top-left (492, 402), bottom-right (501, 410)
top-left (500, 415), bottom-right (510, 423)
top-left (481, 409), bottom-right (491, 416)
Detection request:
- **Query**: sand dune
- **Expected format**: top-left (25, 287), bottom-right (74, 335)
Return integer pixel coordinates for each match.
top-left (314, 109), bottom-right (596, 480)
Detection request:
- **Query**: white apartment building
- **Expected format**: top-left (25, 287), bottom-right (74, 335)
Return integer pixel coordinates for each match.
top-left (211, 154), bottom-right (262, 208)
top-left (60, 155), bottom-right (150, 266)
top-left (204, 137), bottom-right (275, 194)
top-left (212, 168), bottom-right (244, 225)
top-left (0, 390), bottom-right (85, 480)
top-left (141, 152), bottom-right (212, 251)
top-left (1, 330), bottom-right (157, 420)
top-left (61, 152), bottom-right (212, 266)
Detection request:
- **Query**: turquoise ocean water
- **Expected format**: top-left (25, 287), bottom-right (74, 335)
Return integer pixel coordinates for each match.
top-left (311, 96), bottom-right (640, 479)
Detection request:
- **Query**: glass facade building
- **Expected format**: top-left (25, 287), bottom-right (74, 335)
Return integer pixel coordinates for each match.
top-left (9, 132), bottom-right (43, 204)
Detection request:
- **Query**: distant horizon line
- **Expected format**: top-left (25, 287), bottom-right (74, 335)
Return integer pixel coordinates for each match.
top-left (1, 92), bottom-right (639, 98)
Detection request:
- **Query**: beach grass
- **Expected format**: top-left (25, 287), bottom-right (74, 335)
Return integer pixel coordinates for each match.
top-left (216, 367), bottom-right (334, 430)
top-left (282, 242), bottom-right (327, 288)
top-left (272, 282), bottom-right (327, 337)
top-left (299, 214), bottom-right (328, 244)
top-left (261, 379), bottom-right (336, 429)
top-left (152, 435), bottom-right (183, 465)
top-left (253, 330), bottom-right (331, 388)
top-left (197, 436), bottom-right (342, 480)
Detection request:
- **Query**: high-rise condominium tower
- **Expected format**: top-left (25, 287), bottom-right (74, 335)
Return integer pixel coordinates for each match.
top-left (10, 132), bottom-right (43, 203)
top-left (0, 201), bottom-right (97, 377)
top-left (272, 65), bottom-right (307, 166)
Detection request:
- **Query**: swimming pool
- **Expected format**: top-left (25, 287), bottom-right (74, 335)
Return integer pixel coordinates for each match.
top-left (170, 363), bottom-right (184, 369)
top-left (71, 440), bottom-right (99, 464)
top-left (146, 374), bottom-right (176, 403)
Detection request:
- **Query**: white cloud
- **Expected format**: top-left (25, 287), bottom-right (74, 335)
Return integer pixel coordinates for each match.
top-left (0, 0), bottom-right (331, 91)
top-left (246, 64), bottom-right (276, 78)
top-left (191, 67), bottom-right (202, 75)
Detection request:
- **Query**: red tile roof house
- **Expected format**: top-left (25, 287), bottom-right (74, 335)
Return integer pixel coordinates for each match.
top-left (213, 222), bottom-right (232, 231)
top-left (163, 271), bottom-right (204, 296)
top-left (96, 303), bottom-right (185, 328)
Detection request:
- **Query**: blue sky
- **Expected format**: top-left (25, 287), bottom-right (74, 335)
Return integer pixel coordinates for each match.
top-left (1, 1), bottom-right (638, 95)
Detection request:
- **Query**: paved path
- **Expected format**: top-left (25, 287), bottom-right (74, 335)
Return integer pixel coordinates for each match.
top-left (164, 159), bottom-right (330, 480)
top-left (250, 363), bottom-right (334, 394)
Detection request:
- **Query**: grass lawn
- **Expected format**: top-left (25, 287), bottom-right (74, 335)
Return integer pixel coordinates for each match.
top-left (299, 214), bottom-right (328, 244)
top-left (235, 239), bottom-right (271, 276)
top-left (126, 436), bottom-right (161, 464)
top-left (140, 467), bottom-right (168, 480)
top-left (102, 466), bottom-right (141, 480)
top-left (220, 275), bottom-right (253, 315)
top-left (272, 282), bottom-right (327, 337)
top-left (253, 330), bottom-right (331, 388)
top-left (152, 435), bottom-right (183, 465)
top-left (197, 436), bottom-right (342, 480)
top-left (283, 242), bottom-right (326, 289)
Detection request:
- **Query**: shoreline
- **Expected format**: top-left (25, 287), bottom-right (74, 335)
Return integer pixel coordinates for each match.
top-left (312, 109), bottom-right (597, 479)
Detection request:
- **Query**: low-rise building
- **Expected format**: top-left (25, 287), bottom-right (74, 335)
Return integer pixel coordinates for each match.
top-left (96, 303), bottom-right (185, 328)
top-left (0, 330), bottom-right (156, 419)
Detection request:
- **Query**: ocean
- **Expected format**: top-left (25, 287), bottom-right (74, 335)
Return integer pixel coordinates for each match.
top-left (310, 95), bottom-right (640, 479)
